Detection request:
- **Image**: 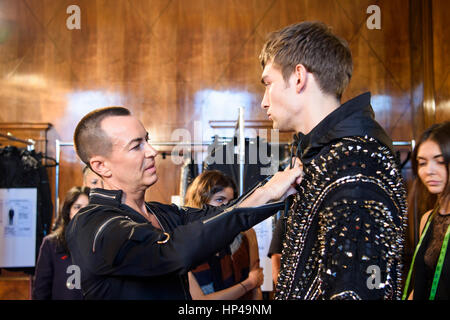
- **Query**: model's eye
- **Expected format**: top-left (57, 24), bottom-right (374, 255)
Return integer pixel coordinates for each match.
top-left (418, 161), bottom-right (426, 167)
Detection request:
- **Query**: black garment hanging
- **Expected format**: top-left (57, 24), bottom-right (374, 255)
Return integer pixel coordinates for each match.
top-left (204, 136), bottom-right (276, 194)
top-left (0, 146), bottom-right (53, 274)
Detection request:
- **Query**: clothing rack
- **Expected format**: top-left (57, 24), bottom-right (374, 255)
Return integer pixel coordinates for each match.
top-left (0, 132), bottom-right (35, 151)
top-left (53, 131), bottom-right (415, 220)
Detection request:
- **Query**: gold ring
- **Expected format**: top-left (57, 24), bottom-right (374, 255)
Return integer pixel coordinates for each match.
top-left (157, 232), bottom-right (170, 244)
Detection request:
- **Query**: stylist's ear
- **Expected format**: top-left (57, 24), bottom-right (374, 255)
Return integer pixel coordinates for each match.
top-left (90, 156), bottom-right (112, 179)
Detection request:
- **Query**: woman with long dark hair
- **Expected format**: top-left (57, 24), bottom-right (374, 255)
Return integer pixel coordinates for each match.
top-left (403, 121), bottom-right (450, 300)
top-left (32, 186), bottom-right (90, 300)
top-left (185, 170), bottom-right (264, 300)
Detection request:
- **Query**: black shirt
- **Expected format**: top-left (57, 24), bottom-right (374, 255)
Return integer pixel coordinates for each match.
top-left (66, 188), bottom-right (283, 300)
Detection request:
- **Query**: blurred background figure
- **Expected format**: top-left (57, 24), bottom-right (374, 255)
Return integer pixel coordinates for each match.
top-left (185, 170), bottom-right (263, 300)
top-left (82, 165), bottom-right (103, 189)
top-left (267, 215), bottom-right (284, 287)
top-left (404, 121), bottom-right (450, 300)
top-left (32, 186), bottom-right (90, 300)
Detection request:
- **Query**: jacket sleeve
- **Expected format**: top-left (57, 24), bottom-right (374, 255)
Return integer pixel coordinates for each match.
top-left (85, 201), bottom-right (284, 277)
top-left (317, 184), bottom-right (404, 300)
top-left (32, 237), bottom-right (54, 300)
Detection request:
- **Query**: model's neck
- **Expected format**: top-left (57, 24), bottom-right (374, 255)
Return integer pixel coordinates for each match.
top-left (294, 92), bottom-right (340, 134)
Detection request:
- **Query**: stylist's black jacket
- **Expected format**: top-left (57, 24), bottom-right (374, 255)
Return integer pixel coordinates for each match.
top-left (66, 188), bottom-right (282, 300)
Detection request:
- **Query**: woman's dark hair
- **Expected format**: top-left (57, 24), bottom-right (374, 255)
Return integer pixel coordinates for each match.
top-left (409, 121), bottom-right (450, 219)
top-left (184, 170), bottom-right (237, 208)
top-left (53, 186), bottom-right (90, 253)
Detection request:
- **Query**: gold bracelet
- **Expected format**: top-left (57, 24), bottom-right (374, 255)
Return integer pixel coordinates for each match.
top-left (239, 282), bottom-right (248, 293)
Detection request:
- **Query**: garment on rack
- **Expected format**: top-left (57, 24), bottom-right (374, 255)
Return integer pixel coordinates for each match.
top-left (0, 146), bottom-right (54, 274)
top-left (179, 157), bottom-right (200, 203)
top-left (204, 136), bottom-right (279, 194)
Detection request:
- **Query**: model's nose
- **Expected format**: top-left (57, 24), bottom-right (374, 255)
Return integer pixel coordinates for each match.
top-left (261, 89), bottom-right (269, 110)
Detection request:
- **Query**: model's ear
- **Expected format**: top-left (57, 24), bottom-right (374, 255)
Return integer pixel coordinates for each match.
top-left (89, 156), bottom-right (112, 179)
top-left (294, 64), bottom-right (308, 93)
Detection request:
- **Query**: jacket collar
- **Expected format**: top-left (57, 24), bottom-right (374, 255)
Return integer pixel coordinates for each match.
top-left (88, 188), bottom-right (151, 224)
top-left (293, 92), bottom-right (394, 164)
top-left (89, 188), bottom-right (123, 207)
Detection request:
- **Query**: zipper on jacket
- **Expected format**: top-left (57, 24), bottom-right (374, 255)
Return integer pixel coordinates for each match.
top-left (90, 191), bottom-right (117, 200)
top-left (92, 216), bottom-right (130, 253)
top-left (145, 204), bottom-right (166, 232)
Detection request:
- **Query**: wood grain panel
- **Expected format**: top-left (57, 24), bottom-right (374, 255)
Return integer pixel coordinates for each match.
top-left (0, 1), bottom-right (448, 299)
top-left (0, 1), bottom-right (422, 202)
top-left (432, 0), bottom-right (450, 123)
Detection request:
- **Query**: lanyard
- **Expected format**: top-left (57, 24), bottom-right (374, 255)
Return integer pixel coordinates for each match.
top-left (402, 207), bottom-right (450, 300)
top-left (429, 223), bottom-right (450, 299)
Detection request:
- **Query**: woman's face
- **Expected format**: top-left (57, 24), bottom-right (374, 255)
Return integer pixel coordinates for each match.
top-left (207, 187), bottom-right (235, 207)
top-left (69, 194), bottom-right (89, 220)
top-left (417, 139), bottom-right (448, 195)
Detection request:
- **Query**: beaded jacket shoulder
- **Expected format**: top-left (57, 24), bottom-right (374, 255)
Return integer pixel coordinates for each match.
top-left (295, 136), bottom-right (406, 213)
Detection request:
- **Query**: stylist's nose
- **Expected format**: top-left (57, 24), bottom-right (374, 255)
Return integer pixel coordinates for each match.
top-left (144, 142), bottom-right (158, 158)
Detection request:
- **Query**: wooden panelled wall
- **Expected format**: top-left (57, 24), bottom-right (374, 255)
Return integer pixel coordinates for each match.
top-left (0, 0), bottom-right (449, 299)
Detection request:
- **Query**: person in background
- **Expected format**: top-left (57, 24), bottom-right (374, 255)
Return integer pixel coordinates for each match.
top-left (404, 121), bottom-right (450, 300)
top-left (82, 165), bottom-right (103, 189)
top-left (51, 166), bottom-right (100, 232)
top-left (33, 186), bottom-right (90, 300)
top-left (267, 214), bottom-right (284, 287)
top-left (185, 170), bottom-right (263, 300)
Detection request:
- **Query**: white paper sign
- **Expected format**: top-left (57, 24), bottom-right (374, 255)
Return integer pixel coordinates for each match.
top-left (253, 216), bottom-right (275, 292)
top-left (0, 188), bottom-right (37, 268)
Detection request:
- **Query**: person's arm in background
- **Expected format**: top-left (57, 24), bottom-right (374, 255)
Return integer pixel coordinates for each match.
top-left (188, 267), bottom-right (263, 300)
top-left (32, 237), bottom-right (54, 300)
top-left (245, 228), bottom-right (263, 300)
top-left (271, 254), bottom-right (281, 286)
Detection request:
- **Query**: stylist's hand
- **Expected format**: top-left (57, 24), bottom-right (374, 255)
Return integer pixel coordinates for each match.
top-left (238, 160), bottom-right (303, 208)
top-left (261, 164), bottom-right (303, 202)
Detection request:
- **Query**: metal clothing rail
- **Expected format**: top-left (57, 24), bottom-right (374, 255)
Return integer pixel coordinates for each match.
top-left (237, 107), bottom-right (245, 196)
top-left (0, 132), bottom-right (35, 151)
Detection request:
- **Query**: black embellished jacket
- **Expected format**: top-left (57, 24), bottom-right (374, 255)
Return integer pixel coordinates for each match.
top-left (275, 92), bottom-right (407, 300)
